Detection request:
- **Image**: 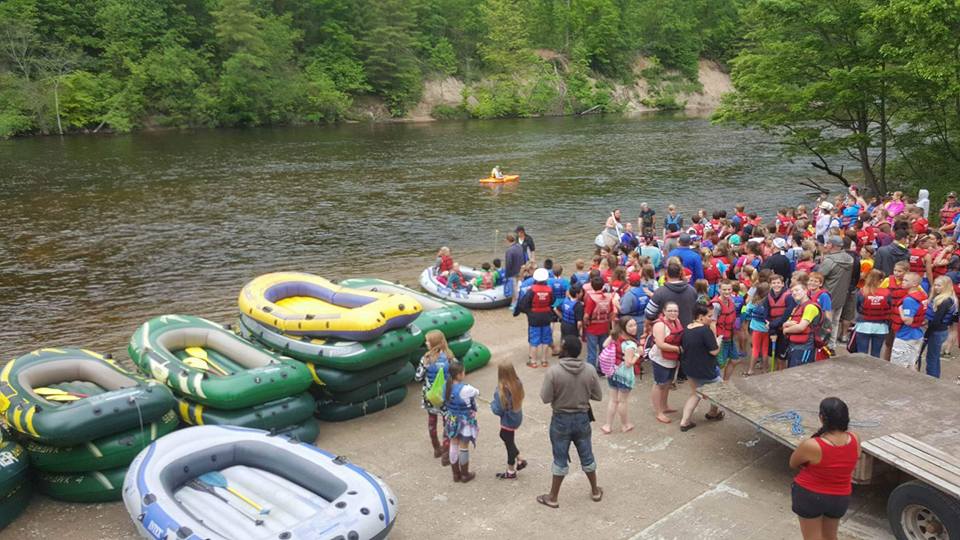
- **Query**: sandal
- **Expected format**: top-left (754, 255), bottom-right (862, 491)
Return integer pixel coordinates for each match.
top-left (516, 459), bottom-right (528, 471)
top-left (680, 422), bottom-right (697, 432)
top-left (540, 360), bottom-right (549, 367)
top-left (537, 494), bottom-right (559, 509)
top-left (742, 371), bottom-right (753, 378)
top-left (705, 410), bottom-right (725, 421)
top-left (527, 361), bottom-right (538, 368)
top-left (496, 471), bottom-right (517, 480)
top-left (591, 487), bottom-right (604, 502)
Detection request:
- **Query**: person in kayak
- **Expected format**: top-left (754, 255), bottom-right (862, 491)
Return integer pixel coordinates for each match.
top-left (491, 166), bottom-right (504, 180)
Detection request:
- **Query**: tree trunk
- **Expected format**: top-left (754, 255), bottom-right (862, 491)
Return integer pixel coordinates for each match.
top-left (877, 63), bottom-right (888, 195)
top-left (54, 80), bottom-right (62, 136)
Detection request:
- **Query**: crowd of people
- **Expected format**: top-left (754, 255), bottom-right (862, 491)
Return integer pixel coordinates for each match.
top-left (419, 187), bottom-right (960, 538)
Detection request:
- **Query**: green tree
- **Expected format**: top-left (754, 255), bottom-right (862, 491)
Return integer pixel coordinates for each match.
top-left (716, 0), bottom-right (900, 195)
top-left (358, 0), bottom-right (422, 115)
top-left (478, 0), bottom-right (535, 72)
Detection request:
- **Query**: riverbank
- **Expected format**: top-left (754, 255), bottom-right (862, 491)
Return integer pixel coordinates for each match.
top-left (5, 304), bottom-right (924, 539)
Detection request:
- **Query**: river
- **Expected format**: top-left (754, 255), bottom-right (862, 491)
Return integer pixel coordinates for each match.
top-left (0, 113), bottom-right (814, 358)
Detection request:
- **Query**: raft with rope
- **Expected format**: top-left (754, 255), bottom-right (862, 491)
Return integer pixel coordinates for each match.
top-left (0, 348), bottom-right (175, 446)
top-left (239, 272), bottom-right (422, 341)
top-left (24, 409), bottom-right (179, 473)
top-left (175, 392), bottom-right (315, 431)
top-left (128, 315), bottom-right (313, 410)
top-left (238, 313), bottom-right (421, 371)
top-left (0, 429), bottom-right (30, 530)
top-left (315, 385), bottom-right (408, 423)
top-left (122, 425), bottom-right (397, 540)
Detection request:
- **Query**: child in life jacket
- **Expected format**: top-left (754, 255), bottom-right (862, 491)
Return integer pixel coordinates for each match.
top-left (572, 259), bottom-right (590, 286)
top-left (444, 363), bottom-right (479, 483)
top-left (518, 268), bottom-right (554, 368)
top-left (712, 280), bottom-right (741, 381)
top-left (446, 262), bottom-right (472, 292)
top-left (475, 262), bottom-right (496, 290)
top-left (556, 283), bottom-right (584, 344)
top-left (414, 330), bottom-right (454, 464)
top-left (435, 247), bottom-right (454, 284)
top-left (490, 362), bottom-right (526, 479)
top-left (743, 282), bottom-right (771, 376)
top-left (492, 258), bottom-right (504, 285)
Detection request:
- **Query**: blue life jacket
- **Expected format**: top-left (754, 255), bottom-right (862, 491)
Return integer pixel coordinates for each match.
top-left (549, 277), bottom-right (569, 307)
top-left (665, 214), bottom-right (682, 228)
top-left (446, 382), bottom-right (474, 418)
top-left (572, 271), bottom-right (590, 285)
top-left (621, 287), bottom-right (649, 317)
top-left (560, 297), bottom-right (579, 325)
top-left (425, 354), bottom-right (450, 387)
top-left (747, 302), bottom-right (768, 323)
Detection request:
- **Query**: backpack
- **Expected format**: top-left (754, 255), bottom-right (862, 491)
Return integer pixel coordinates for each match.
top-left (598, 341), bottom-right (617, 376)
top-left (425, 366), bottom-right (446, 408)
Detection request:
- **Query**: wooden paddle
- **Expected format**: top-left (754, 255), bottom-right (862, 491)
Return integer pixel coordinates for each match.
top-left (184, 347), bottom-right (229, 376)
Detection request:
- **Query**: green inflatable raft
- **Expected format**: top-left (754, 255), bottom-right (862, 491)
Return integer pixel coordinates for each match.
top-left (176, 392), bottom-right (314, 430)
top-left (0, 430), bottom-right (30, 530)
top-left (315, 385), bottom-right (408, 422)
top-left (37, 465), bottom-right (126, 503)
top-left (406, 332), bottom-right (473, 366)
top-left (0, 348), bottom-right (175, 446)
top-left (262, 417), bottom-right (320, 444)
top-left (461, 341), bottom-right (492, 373)
top-left (323, 363), bottom-right (415, 404)
top-left (24, 410), bottom-right (179, 473)
top-left (129, 315), bottom-right (313, 410)
top-left (340, 278), bottom-right (475, 338)
top-left (306, 357), bottom-right (409, 394)
top-left (239, 314), bottom-right (422, 371)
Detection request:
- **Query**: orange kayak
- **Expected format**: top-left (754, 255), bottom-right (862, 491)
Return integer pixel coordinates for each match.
top-left (479, 174), bottom-right (520, 184)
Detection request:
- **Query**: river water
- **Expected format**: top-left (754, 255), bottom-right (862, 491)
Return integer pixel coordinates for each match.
top-left (0, 114), bottom-right (814, 358)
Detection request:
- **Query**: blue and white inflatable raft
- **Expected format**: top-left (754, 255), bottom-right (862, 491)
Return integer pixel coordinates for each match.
top-left (122, 425), bottom-right (397, 540)
top-left (419, 265), bottom-right (510, 309)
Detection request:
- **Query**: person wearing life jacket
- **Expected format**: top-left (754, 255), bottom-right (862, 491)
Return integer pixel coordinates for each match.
top-left (890, 272), bottom-right (928, 369)
top-left (930, 233), bottom-right (953, 281)
top-left (711, 280), bottom-right (740, 381)
top-left (782, 283), bottom-right (822, 368)
top-left (908, 234), bottom-right (934, 293)
top-left (938, 192), bottom-right (959, 235)
top-left (474, 261), bottom-right (496, 290)
top-left (880, 260), bottom-right (910, 361)
top-left (619, 272), bottom-right (650, 331)
top-left (807, 272), bottom-right (833, 339)
top-left (556, 283), bottom-right (584, 345)
top-left (601, 316), bottom-right (641, 435)
top-left (443, 363), bottom-right (480, 483)
top-left (446, 262), bottom-right (472, 292)
top-left (923, 275), bottom-right (958, 378)
top-left (767, 274), bottom-right (794, 370)
top-left (547, 265), bottom-right (570, 356)
top-left (519, 268), bottom-right (555, 369)
top-left (583, 275), bottom-right (617, 374)
top-left (491, 165), bottom-right (504, 180)
top-left (854, 269), bottom-right (891, 357)
top-left (649, 302), bottom-right (684, 424)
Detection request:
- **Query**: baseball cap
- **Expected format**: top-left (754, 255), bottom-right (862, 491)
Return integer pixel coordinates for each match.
top-left (533, 268), bottom-right (549, 282)
top-left (819, 201), bottom-right (833, 210)
top-left (948, 192), bottom-right (957, 198)
top-left (773, 237), bottom-right (787, 250)
top-left (729, 234), bottom-right (742, 246)
top-left (628, 272), bottom-right (642, 285)
top-left (678, 233), bottom-right (691, 245)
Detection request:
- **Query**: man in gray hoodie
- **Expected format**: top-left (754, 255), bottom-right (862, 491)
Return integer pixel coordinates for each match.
top-left (818, 236), bottom-right (854, 347)
top-left (537, 335), bottom-right (603, 509)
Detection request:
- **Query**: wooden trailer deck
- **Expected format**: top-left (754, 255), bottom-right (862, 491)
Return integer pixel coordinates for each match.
top-left (698, 354), bottom-right (960, 484)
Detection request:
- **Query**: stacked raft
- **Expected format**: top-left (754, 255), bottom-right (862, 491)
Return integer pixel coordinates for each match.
top-left (0, 348), bottom-right (176, 502)
top-left (128, 315), bottom-right (318, 442)
top-left (0, 428), bottom-right (29, 529)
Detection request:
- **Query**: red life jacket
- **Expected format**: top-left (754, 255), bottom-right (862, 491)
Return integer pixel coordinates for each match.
top-left (704, 260), bottom-right (721, 283)
top-left (712, 295), bottom-right (737, 339)
top-left (903, 290), bottom-right (928, 329)
top-left (777, 216), bottom-right (794, 236)
top-left (931, 249), bottom-right (949, 277)
top-left (888, 277), bottom-right (908, 331)
top-left (585, 289), bottom-right (614, 325)
top-left (767, 289), bottom-right (789, 320)
top-left (615, 336), bottom-right (642, 375)
top-left (610, 279), bottom-right (628, 297)
top-left (940, 206), bottom-right (959, 227)
top-left (859, 289), bottom-right (891, 322)
top-left (658, 317), bottom-right (684, 361)
top-left (481, 271), bottom-right (494, 289)
top-left (908, 248), bottom-right (928, 273)
top-left (787, 301), bottom-right (821, 344)
top-left (530, 283), bottom-right (553, 313)
top-left (809, 289), bottom-right (829, 309)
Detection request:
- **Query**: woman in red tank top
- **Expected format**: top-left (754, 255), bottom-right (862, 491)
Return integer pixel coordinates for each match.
top-left (789, 397), bottom-right (861, 540)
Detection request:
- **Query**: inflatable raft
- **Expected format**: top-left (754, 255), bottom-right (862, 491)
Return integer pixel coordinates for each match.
top-left (176, 392), bottom-right (315, 432)
top-left (321, 363), bottom-right (415, 404)
top-left (479, 174), bottom-right (519, 184)
top-left (315, 386), bottom-right (408, 423)
top-left (239, 272), bottom-right (421, 340)
top-left (419, 265), bottom-right (510, 308)
top-left (341, 277), bottom-right (475, 337)
top-left (460, 341), bottom-right (492, 373)
top-left (123, 425), bottom-right (397, 540)
top-left (0, 429), bottom-right (29, 530)
top-left (0, 348), bottom-right (175, 446)
top-left (238, 313), bottom-right (421, 371)
top-left (25, 409), bottom-right (179, 473)
top-left (38, 464), bottom-right (127, 503)
top-left (306, 357), bottom-right (409, 394)
top-left (129, 315), bottom-right (313, 410)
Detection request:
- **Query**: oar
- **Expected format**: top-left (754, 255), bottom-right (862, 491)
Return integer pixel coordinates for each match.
top-left (187, 479), bottom-right (264, 526)
top-left (198, 471), bottom-right (270, 515)
top-left (35, 387), bottom-right (88, 401)
top-left (182, 356), bottom-right (221, 376)
top-left (184, 347), bottom-right (229, 376)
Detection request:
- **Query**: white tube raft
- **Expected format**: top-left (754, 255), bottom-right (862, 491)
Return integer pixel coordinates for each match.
top-left (419, 265), bottom-right (510, 309)
top-left (123, 425), bottom-right (397, 540)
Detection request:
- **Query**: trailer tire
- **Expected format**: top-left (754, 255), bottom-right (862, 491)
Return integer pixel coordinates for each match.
top-left (887, 480), bottom-right (960, 540)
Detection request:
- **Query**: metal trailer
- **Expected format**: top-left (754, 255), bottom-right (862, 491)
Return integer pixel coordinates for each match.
top-left (698, 354), bottom-right (960, 540)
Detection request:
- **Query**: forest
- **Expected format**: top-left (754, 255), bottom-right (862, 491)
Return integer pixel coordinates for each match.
top-left (2, 0), bottom-right (959, 205)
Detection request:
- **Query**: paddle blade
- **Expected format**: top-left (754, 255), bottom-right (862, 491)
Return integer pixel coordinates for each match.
top-left (183, 357), bottom-right (210, 371)
top-left (34, 387), bottom-right (69, 396)
top-left (185, 346), bottom-right (208, 359)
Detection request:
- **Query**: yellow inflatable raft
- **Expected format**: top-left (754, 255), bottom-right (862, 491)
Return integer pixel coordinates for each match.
top-left (479, 174), bottom-right (519, 184)
top-left (238, 272), bottom-right (422, 341)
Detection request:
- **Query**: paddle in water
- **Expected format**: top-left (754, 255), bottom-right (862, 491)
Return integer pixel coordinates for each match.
top-left (184, 347), bottom-right (229, 376)
top-left (198, 471), bottom-right (270, 515)
top-left (187, 479), bottom-right (264, 526)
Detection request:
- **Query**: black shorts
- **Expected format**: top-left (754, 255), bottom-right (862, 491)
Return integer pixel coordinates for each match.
top-left (791, 482), bottom-right (850, 519)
